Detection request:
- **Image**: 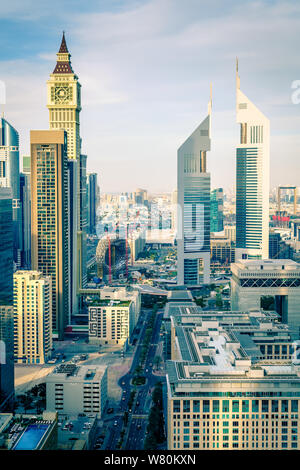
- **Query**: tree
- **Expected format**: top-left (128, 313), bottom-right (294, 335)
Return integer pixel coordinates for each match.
top-left (154, 355), bottom-right (161, 371)
top-left (215, 293), bottom-right (223, 309)
top-left (195, 297), bottom-right (205, 307)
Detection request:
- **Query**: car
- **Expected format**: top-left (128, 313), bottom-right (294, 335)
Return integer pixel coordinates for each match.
top-left (114, 421), bottom-right (118, 426)
top-left (107, 408), bottom-right (114, 414)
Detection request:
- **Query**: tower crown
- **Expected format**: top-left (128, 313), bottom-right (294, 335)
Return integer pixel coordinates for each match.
top-left (53, 32), bottom-right (74, 74)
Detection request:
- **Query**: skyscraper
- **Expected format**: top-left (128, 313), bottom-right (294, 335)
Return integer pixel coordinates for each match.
top-left (235, 60), bottom-right (270, 260)
top-left (47, 33), bottom-right (85, 302)
top-left (0, 187), bottom-right (14, 411)
top-left (67, 159), bottom-right (78, 320)
top-left (0, 117), bottom-right (21, 266)
top-left (20, 155), bottom-right (31, 268)
top-left (30, 130), bottom-right (69, 340)
top-left (13, 270), bottom-right (52, 364)
top-left (210, 188), bottom-right (224, 232)
top-left (78, 154), bottom-right (87, 289)
top-left (177, 94), bottom-right (212, 286)
top-left (87, 172), bottom-right (98, 235)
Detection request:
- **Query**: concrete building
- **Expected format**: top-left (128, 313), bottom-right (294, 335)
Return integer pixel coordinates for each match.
top-left (13, 271), bottom-right (52, 364)
top-left (89, 299), bottom-right (135, 347)
top-left (210, 234), bottom-right (235, 265)
top-left (177, 94), bottom-right (212, 286)
top-left (128, 229), bottom-right (146, 263)
top-left (0, 188), bottom-right (14, 411)
top-left (99, 286), bottom-right (141, 319)
top-left (46, 364), bottom-right (107, 418)
top-left (167, 310), bottom-right (300, 450)
top-left (0, 117), bottom-right (21, 266)
top-left (235, 60), bottom-right (269, 261)
top-left (231, 259), bottom-right (300, 338)
top-left (224, 225), bottom-right (236, 243)
top-left (30, 130), bottom-right (69, 340)
top-left (0, 411), bottom-right (58, 450)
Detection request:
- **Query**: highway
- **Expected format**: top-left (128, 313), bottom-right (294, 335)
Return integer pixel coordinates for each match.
top-left (103, 306), bottom-right (166, 450)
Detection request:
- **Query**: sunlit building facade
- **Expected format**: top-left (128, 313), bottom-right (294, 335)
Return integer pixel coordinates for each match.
top-left (235, 61), bottom-right (269, 261)
top-left (177, 96), bottom-right (212, 286)
top-left (30, 130), bottom-right (69, 339)
top-left (13, 271), bottom-right (52, 364)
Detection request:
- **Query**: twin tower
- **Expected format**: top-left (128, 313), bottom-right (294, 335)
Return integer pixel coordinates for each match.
top-left (177, 62), bottom-right (270, 286)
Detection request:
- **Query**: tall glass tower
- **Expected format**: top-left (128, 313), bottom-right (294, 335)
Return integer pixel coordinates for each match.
top-left (236, 60), bottom-right (270, 260)
top-left (177, 94), bottom-right (212, 286)
top-left (0, 187), bottom-right (14, 411)
top-left (87, 173), bottom-right (98, 235)
top-left (210, 188), bottom-right (224, 233)
top-left (0, 117), bottom-right (21, 266)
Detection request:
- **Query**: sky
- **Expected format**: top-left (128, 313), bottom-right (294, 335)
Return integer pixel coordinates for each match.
top-left (1, 0), bottom-right (300, 193)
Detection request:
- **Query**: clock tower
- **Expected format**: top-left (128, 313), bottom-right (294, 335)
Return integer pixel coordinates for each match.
top-left (47, 32), bottom-right (81, 161)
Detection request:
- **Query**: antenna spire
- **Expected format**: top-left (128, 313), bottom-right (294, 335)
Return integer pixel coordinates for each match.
top-left (236, 57), bottom-right (240, 90)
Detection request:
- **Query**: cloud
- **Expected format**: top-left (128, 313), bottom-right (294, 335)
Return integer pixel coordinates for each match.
top-left (1, 0), bottom-right (300, 191)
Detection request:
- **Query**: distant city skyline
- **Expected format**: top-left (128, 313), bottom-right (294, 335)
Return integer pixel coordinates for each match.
top-left (1, 0), bottom-right (300, 192)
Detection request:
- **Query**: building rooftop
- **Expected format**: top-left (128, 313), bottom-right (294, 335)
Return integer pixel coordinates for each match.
top-left (49, 364), bottom-right (107, 382)
top-left (57, 413), bottom-right (96, 450)
top-left (89, 298), bottom-right (131, 307)
top-left (232, 259), bottom-right (300, 272)
top-left (166, 307), bottom-right (296, 396)
top-left (167, 290), bottom-right (195, 302)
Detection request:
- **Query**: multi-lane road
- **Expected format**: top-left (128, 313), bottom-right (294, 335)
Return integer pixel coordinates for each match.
top-left (104, 306), bottom-right (166, 450)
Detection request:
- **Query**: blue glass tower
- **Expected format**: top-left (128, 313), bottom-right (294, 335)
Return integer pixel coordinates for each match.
top-left (0, 117), bottom-right (21, 266)
top-left (0, 187), bottom-right (14, 410)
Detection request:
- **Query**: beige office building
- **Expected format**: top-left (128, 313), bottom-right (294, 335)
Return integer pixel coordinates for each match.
top-left (13, 271), bottom-right (52, 364)
top-left (46, 364), bottom-right (107, 418)
top-left (167, 311), bottom-right (300, 450)
top-left (89, 299), bottom-right (135, 347)
top-left (31, 130), bottom-right (69, 339)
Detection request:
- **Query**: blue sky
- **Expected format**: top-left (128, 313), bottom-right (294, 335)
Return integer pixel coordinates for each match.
top-left (1, 0), bottom-right (300, 192)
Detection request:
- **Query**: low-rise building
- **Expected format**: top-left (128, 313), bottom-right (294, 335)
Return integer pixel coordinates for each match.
top-left (89, 299), bottom-right (134, 346)
top-left (231, 259), bottom-right (300, 339)
top-left (46, 364), bottom-right (107, 418)
top-left (13, 270), bottom-right (52, 364)
top-left (166, 312), bottom-right (300, 450)
top-left (0, 411), bottom-right (57, 450)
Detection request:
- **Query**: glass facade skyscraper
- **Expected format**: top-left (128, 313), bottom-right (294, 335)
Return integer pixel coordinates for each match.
top-left (210, 188), bottom-right (224, 233)
top-left (0, 117), bottom-right (21, 266)
top-left (87, 172), bottom-right (97, 235)
top-left (0, 187), bottom-right (14, 411)
top-left (235, 61), bottom-right (269, 260)
top-left (177, 96), bottom-right (212, 286)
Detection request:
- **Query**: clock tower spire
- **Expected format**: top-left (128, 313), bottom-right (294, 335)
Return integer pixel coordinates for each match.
top-left (47, 32), bottom-right (81, 161)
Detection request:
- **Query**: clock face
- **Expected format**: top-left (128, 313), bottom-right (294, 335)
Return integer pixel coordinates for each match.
top-left (53, 86), bottom-right (72, 103)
